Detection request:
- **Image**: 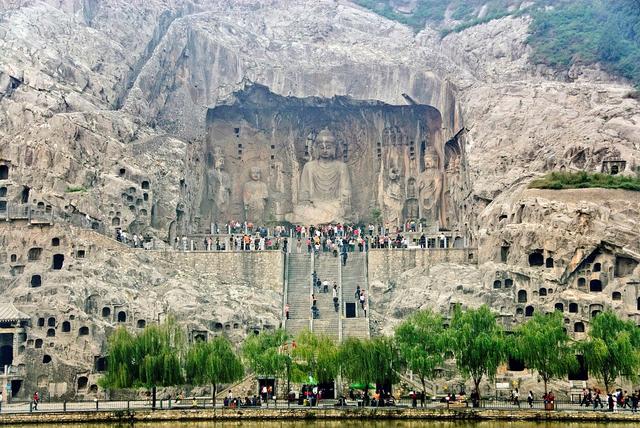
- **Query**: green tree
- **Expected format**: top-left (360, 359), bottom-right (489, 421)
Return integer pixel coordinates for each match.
top-left (450, 305), bottom-right (506, 394)
top-left (581, 310), bottom-right (640, 393)
top-left (339, 336), bottom-right (399, 402)
top-left (395, 309), bottom-right (451, 399)
top-left (512, 311), bottom-right (577, 395)
top-left (185, 337), bottom-right (244, 404)
top-left (242, 329), bottom-right (289, 392)
top-left (291, 330), bottom-right (339, 385)
top-left (100, 317), bottom-right (186, 409)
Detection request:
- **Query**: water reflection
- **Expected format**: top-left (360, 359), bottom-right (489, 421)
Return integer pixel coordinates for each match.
top-left (10, 422), bottom-right (637, 428)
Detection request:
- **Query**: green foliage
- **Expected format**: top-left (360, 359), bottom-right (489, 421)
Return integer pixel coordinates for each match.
top-left (450, 305), bottom-right (506, 391)
top-left (395, 309), bottom-right (451, 394)
top-left (242, 329), bottom-right (289, 378)
top-left (65, 185), bottom-right (87, 193)
top-left (339, 336), bottom-right (399, 389)
top-left (512, 312), bottom-right (578, 394)
top-left (100, 316), bottom-right (186, 390)
top-left (529, 0), bottom-right (640, 87)
top-left (529, 171), bottom-right (640, 191)
top-left (291, 330), bottom-right (339, 384)
top-left (185, 336), bottom-right (244, 399)
top-left (580, 310), bottom-right (640, 393)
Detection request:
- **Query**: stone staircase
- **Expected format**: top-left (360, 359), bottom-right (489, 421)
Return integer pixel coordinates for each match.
top-left (284, 253), bottom-right (312, 337)
top-left (311, 253), bottom-right (341, 341)
top-left (340, 252), bottom-right (370, 339)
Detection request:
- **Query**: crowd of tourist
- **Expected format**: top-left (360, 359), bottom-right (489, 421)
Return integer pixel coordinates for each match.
top-left (166, 221), bottom-right (455, 253)
top-left (579, 387), bottom-right (640, 412)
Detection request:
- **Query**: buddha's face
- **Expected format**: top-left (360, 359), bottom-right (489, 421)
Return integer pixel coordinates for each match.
top-left (214, 156), bottom-right (225, 170)
top-left (250, 168), bottom-right (261, 181)
top-left (424, 153), bottom-right (437, 169)
top-left (316, 137), bottom-right (336, 160)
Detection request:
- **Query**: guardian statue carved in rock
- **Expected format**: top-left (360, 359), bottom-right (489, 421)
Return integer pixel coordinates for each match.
top-left (208, 147), bottom-right (230, 220)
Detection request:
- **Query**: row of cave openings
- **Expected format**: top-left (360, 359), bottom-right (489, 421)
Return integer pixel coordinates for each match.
top-left (101, 306), bottom-right (146, 329)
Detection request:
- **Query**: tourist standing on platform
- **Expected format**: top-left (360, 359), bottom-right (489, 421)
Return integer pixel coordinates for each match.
top-left (285, 304), bottom-right (290, 320)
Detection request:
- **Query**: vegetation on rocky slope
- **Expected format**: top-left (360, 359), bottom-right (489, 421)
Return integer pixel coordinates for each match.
top-left (353, 0), bottom-right (640, 86)
top-left (529, 171), bottom-right (640, 191)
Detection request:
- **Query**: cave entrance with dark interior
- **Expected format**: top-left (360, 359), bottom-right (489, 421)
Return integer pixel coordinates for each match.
top-left (52, 254), bottom-right (64, 270)
top-left (0, 333), bottom-right (14, 367)
top-left (590, 279), bottom-right (602, 292)
top-left (0, 165), bottom-right (8, 180)
top-left (528, 251), bottom-right (544, 267)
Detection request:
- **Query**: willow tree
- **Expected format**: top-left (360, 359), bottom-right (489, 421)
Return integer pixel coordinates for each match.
top-left (100, 317), bottom-right (186, 409)
top-left (339, 336), bottom-right (399, 401)
top-left (291, 330), bottom-right (339, 385)
top-left (185, 337), bottom-right (244, 404)
top-left (242, 329), bottom-right (289, 393)
top-left (581, 310), bottom-right (640, 393)
top-left (512, 311), bottom-right (577, 395)
top-left (395, 309), bottom-right (451, 400)
top-left (450, 305), bottom-right (506, 395)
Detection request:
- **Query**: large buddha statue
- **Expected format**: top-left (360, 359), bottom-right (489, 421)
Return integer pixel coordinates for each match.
top-left (293, 129), bottom-right (352, 224)
top-left (243, 166), bottom-right (269, 223)
top-left (418, 146), bottom-right (443, 227)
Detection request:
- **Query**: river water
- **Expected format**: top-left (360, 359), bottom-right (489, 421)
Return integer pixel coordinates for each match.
top-left (10, 422), bottom-right (638, 428)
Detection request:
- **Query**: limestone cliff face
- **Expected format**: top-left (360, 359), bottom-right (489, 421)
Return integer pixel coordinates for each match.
top-left (1, 0), bottom-right (640, 398)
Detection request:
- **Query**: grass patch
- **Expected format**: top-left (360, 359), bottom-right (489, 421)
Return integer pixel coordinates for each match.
top-left (65, 185), bottom-right (87, 193)
top-left (529, 171), bottom-right (640, 191)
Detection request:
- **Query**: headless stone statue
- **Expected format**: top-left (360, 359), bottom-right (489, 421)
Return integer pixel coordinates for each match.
top-left (208, 147), bottom-right (230, 219)
top-left (293, 128), bottom-right (352, 224)
top-left (243, 166), bottom-right (269, 222)
top-left (383, 166), bottom-right (403, 225)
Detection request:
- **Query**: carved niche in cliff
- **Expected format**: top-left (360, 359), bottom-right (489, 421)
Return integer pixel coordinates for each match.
top-left (196, 84), bottom-right (466, 228)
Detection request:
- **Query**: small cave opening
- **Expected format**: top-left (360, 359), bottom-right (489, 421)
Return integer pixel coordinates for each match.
top-left (102, 307), bottom-right (111, 318)
top-left (0, 186), bottom-right (6, 197)
top-left (95, 356), bottom-right (107, 372)
top-left (525, 306), bottom-right (534, 317)
top-left (528, 251), bottom-right (544, 267)
top-left (589, 279), bottom-right (603, 292)
top-left (117, 311), bottom-right (127, 323)
top-left (28, 247), bottom-right (43, 261)
top-left (546, 257), bottom-right (554, 268)
top-left (517, 290), bottom-right (527, 303)
top-left (35, 339), bottom-right (43, 348)
top-left (42, 354), bottom-right (52, 364)
top-left (507, 357), bottom-right (525, 371)
top-left (578, 278), bottom-right (586, 287)
top-left (555, 303), bottom-right (564, 312)
top-left (539, 288), bottom-right (547, 297)
top-left (593, 262), bottom-right (601, 272)
top-left (0, 344), bottom-right (13, 367)
top-left (51, 237), bottom-right (60, 246)
top-left (136, 319), bottom-right (146, 329)
top-left (612, 292), bottom-right (622, 301)
top-left (37, 318), bottom-right (45, 327)
top-left (569, 355), bottom-right (589, 381)
top-left (141, 180), bottom-right (150, 190)
top-left (504, 278), bottom-right (513, 288)
top-left (0, 165), bottom-right (9, 180)
top-left (615, 256), bottom-right (638, 277)
top-left (118, 168), bottom-right (126, 177)
top-left (21, 186), bottom-right (30, 203)
top-left (574, 322), bottom-right (585, 333)
top-left (52, 254), bottom-right (64, 270)
top-left (47, 317), bottom-right (55, 327)
top-left (62, 321), bottom-right (71, 332)
top-left (569, 303), bottom-right (579, 313)
top-left (46, 328), bottom-right (55, 337)
top-left (79, 326), bottom-right (89, 336)
top-left (77, 376), bottom-right (88, 390)
top-left (493, 280), bottom-right (502, 289)
top-left (31, 274), bottom-right (42, 288)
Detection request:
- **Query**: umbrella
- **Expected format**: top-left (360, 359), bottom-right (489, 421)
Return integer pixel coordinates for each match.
top-left (349, 382), bottom-right (376, 390)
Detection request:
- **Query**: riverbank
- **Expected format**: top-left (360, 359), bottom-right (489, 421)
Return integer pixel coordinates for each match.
top-left (2, 407), bottom-right (640, 425)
